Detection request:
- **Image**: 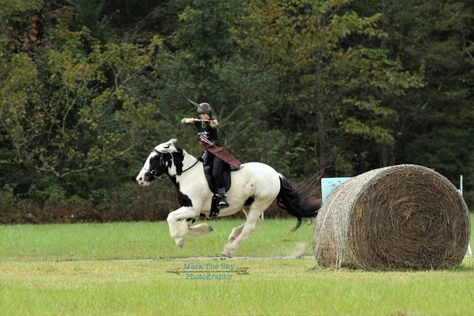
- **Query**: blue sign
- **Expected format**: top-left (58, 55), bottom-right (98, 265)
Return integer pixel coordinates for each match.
top-left (321, 177), bottom-right (351, 202)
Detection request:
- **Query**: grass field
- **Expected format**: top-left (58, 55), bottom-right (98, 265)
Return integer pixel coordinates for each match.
top-left (0, 219), bottom-right (314, 260)
top-left (1, 217), bottom-right (473, 315)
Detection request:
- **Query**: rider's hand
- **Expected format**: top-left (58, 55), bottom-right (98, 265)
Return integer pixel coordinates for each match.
top-left (210, 120), bottom-right (219, 128)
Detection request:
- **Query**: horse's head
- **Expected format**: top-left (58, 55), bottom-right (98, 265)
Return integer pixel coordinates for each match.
top-left (136, 139), bottom-right (183, 186)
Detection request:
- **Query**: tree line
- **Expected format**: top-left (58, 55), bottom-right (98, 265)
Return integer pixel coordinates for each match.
top-left (0, 0), bottom-right (472, 223)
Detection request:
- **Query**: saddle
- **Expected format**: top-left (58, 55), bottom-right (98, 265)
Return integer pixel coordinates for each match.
top-left (203, 163), bottom-right (232, 193)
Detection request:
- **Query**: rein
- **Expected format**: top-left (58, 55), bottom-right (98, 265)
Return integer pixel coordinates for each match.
top-left (171, 157), bottom-right (200, 177)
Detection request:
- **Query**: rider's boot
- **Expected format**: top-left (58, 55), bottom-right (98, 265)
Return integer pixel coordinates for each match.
top-left (217, 188), bottom-right (229, 209)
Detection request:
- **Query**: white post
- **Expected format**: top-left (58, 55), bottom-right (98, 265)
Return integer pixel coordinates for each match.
top-left (459, 175), bottom-right (472, 257)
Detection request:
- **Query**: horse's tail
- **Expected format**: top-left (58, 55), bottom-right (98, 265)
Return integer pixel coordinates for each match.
top-left (277, 175), bottom-right (322, 231)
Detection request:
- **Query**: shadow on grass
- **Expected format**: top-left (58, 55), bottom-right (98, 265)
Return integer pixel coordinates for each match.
top-left (308, 257), bottom-right (474, 272)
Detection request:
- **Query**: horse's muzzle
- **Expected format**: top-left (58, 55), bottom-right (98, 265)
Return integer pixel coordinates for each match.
top-left (136, 171), bottom-right (153, 186)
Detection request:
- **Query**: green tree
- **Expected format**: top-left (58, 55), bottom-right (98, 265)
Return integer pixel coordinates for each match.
top-left (0, 26), bottom-right (163, 178)
top-left (351, 0), bottom-right (473, 207)
top-left (234, 0), bottom-right (423, 175)
top-left (0, 0), bottom-right (43, 17)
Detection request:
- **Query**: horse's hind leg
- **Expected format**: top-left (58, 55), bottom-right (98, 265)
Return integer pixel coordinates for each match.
top-left (222, 203), bottom-right (269, 257)
top-left (228, 224), bottom-right (244, 243)
top-left (228, 213), bottom-right (263, 243)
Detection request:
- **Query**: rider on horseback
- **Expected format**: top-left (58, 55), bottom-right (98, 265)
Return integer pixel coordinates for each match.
top-left (181, 102), bottom-right (233, 209)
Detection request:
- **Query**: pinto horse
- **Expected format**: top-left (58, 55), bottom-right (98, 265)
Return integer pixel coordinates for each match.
top-left (136, 139), bottom-right (321, 257)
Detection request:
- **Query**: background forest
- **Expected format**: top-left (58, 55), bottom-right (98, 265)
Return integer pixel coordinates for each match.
top-left (0, 0), bottom-right (472, 223)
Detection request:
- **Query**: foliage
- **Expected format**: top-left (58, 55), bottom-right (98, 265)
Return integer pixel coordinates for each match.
top-left (234, 0), bottom-right (423, 175)
top-left (352, 0), bottom-right (474, 203)
top-left (0, 27), bottom-right (164, 178)
top-left (0, 0), bottom-right (472, 222)
top-left (0, 0), bottom-right (44, 17)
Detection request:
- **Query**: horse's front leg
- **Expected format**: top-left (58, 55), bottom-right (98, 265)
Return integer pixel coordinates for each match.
top-left (167, 207), bottom-right (197, 248)
top-left (188, 223), bottom-right (214, 237)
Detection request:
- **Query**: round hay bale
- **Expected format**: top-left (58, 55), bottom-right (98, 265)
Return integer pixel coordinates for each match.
top-left (313, 164), bottom-right (470, 270)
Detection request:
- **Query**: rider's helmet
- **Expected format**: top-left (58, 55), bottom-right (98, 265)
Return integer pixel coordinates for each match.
top-left (197, 103), bottom-right (213, 117)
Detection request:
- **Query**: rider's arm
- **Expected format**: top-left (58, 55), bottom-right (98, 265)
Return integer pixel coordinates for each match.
top-left (181, 118), bottom-right (195, 124)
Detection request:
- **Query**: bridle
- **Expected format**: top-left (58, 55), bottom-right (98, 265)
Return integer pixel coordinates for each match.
top-left (147, 149), bottom-right (200, 178)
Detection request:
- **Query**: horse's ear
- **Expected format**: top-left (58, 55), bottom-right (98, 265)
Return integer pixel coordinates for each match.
top-left (174, 142), bottom-right (183, 153)
top-left (168, 138), bottom-right (182, 153)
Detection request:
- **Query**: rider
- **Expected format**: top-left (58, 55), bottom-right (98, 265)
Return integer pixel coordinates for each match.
top-left (181, 102), bottom-right (229, 209)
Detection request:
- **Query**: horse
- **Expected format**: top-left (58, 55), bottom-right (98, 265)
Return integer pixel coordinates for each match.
top-left (135, 139), bottom-right (321, 257)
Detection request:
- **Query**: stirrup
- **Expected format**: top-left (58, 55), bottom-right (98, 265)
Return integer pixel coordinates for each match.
top-left (217, 195), bottom-right (229, 209)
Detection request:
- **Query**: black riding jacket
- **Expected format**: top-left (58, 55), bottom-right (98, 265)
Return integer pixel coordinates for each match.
top-left (194, 120), bottom-right (220, 145)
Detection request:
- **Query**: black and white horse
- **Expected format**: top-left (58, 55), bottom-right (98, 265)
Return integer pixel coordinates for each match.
top-left (136, 139), bottom-right (321, 257)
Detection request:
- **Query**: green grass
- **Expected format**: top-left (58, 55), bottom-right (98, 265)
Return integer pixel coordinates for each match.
top-left (1, 259), bottom-right (474, 315)
top-left (1, 217), bottom-right (473, 315)
top-left (0, 219), bottom-right (314, 261)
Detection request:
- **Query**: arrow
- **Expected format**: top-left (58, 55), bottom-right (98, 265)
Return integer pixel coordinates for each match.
top-left (166, 267), bottom-right (249, 275)
top-left (184, 96), bottom-right (200, 107)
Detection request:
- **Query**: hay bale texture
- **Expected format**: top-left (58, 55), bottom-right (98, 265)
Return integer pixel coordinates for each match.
top-left (313, 164), bottom-right (470, 270)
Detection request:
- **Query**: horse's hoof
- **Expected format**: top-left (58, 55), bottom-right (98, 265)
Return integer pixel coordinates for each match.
top-left (221, 246), bottom-right (234, 258)
top-left (208, 226), bottom-right (214, 232)
top-left (175, 239), bottom-right (185, 248)
top-left (220, 252), bottom-right (231, 258)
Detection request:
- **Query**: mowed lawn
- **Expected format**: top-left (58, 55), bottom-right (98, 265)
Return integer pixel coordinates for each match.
top-left (1, 217), bottom-right (473, 315)
top-left (0, 218), bottom-right (314, 260)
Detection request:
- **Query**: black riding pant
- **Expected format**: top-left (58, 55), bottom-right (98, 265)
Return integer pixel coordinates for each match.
top-left (206, 152), bottom-right (226, 191)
